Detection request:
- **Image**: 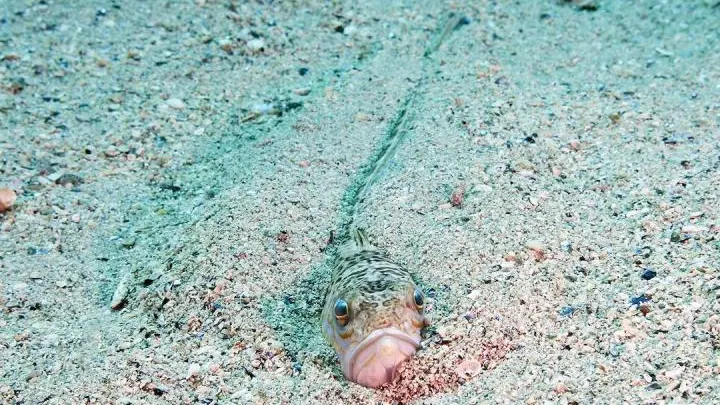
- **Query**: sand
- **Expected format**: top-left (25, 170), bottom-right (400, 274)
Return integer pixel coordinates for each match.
top-left (1, 0), bottom-right (719, 404)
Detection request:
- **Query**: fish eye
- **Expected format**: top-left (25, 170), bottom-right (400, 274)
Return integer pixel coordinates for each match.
top-left (413, 289), bottom-right (424, 310)
top-left (334, 299), bottom-right (349, 326)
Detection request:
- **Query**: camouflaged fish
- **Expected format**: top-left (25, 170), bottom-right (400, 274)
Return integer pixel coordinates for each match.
top-left (322, 229), bottom-right (429, 388)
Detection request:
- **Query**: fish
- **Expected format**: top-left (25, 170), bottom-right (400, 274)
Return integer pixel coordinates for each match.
top-left (321, 229), bottom-right (430, 388)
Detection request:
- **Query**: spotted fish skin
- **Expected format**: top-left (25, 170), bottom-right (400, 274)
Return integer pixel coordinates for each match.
top-left (321, 229), bottom-right (428, 388)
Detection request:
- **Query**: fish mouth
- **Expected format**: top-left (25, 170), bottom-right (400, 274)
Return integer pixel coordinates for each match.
top-left (342, 328), bottom-right (421, 388)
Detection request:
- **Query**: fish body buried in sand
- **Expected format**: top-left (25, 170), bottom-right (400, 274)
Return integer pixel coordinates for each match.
top-left (322, 229), bottom-right (430, 388)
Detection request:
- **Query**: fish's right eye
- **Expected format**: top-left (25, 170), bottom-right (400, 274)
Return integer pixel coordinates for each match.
top-left (413, 289), bottom-right (424, 311)
top-left (334, 299), bottom-right (349, 326)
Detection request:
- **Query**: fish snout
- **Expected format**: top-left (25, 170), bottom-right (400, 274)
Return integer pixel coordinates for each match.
top-left (343, 328), bottom-right (420, 388)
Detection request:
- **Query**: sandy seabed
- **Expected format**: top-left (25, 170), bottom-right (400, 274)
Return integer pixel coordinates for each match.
top-left (1, 1), bottom-right (719, 404)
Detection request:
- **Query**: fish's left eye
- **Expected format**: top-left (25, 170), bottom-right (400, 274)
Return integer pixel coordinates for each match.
top-left (334, 299), bottom-right (349, 326)
top-left (413, 289), bottom-right (424, 310)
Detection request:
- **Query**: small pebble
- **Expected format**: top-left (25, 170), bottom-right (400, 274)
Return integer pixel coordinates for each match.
top-left (110, 272), bottom-right (129, 310)
top-left (641, 269), bottom-right (657, 280)
top-left (0, 188), bottom-right (17, 212)
top-left (574, 0), bottom-right (599, 11)
top-left (293, 88), bottom-right (311, 96)
top-left (558, 306), bottom-right (575, 317)
top-left (354, 113), bottom-right (372, 122)
top-left (117, 341), bottom-right (132, 351)
top-left (525, 241), bottom-right (545, 252)
top-left (467, 290), bottom-right (483, 300)
top-left (518, 169), bottom-right (535, 178)
top-left (55, 173), bottom-right (83, 186)
top-left (681, 225), bottom-right (706, 234)
top-left (25, 370), bottom-right (41, 382)
top-left (630, 295), bottom-right (650, 306)
top-left (246, 39), bottom-right (265, 53)
top-left (28, 247), bottom-right (50, 255)
top-left (665, 366), bottom-right (685, 380)
top-left (166, 98), bottom-right (185, 110)
top-left (219, 39), bottom-right (234, 53)
top-left (127, 49), bottom-right (141, 60)
top-left (456, 359), bottom-right (482, 378)
top-left (2, 53), bottom-right (21, 61)
top-left (450, 184), bottom-right (465, 207)
top-left (47, 172), bottom-right (63, 182)
top-left (187, 363), bottom-right (202, 379)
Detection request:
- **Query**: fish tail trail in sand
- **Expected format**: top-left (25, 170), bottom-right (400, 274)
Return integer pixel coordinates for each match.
top-left (322, 12), bottom-right (469, 388)
top-left (335, 12), bottom-right (470, 244)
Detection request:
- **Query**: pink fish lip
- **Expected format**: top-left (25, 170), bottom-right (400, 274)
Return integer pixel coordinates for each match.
top-left (342, 328), bottom-right (421, 387)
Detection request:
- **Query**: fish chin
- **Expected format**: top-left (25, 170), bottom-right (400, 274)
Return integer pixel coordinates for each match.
top-left (342, 328), bottom-right (420, 388)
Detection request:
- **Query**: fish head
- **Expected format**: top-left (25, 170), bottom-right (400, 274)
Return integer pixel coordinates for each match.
top-left (322, 282), bottom-right (429, 388)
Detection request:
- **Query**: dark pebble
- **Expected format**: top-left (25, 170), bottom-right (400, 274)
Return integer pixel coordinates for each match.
top-left (55, 173), bottom-right (83, 186)
top-left (670, 231), bottom-right (689, 243)
top-left (630, 295), bottom-right (651, 306)
top-left (298, 67), bottom-right (309, 76)
top-left (646, 382), bottom-right (662, 391)
top-left (633, 246), bottom-right (652, 258)
top-left (558, 306), bottom-right (575, 317)
top-left (641, 269), bottom-right (657, 280)
top-left (577, 1), bottom-right (599, 11)
top-left (27, 247), bottom-right (50, 255)
top-left (283, 101), bottom-right (303, 111)
top-left (8, 77), bottom-right (27, 94)
top-left (158, 183), bottom-right (181, 192)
